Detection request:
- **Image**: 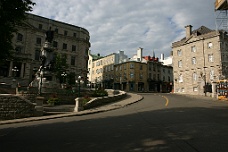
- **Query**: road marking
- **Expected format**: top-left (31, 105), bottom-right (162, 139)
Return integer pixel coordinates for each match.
top-left (161, 95), bottom-right (169, 106)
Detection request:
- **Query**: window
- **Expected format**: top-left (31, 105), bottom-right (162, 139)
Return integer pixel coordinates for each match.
top-left (73, 33), bottom-right (77, 37)
top-left (192, 57), bottom-right (196, 64)
top-left (72, 45), bottom-right (76, 51)
top-left (17, 33), bottom-right (23, 41)
top-left (53, 41), bottom-right (58, 47)
top-left (193, 87), bottom-right (198, 92)
top-left (157, 74), bottom-right (160, 81)
top-left (179, 74), bottom-right (183, 82)
top-left (55, 28), bottom-right (58, 33)
top-left (177, 49), bottom-right (182, 56)
top-left (63, 43), bottom-right (67, 50)
top-left (208, 42), bottom-right (213, 49)
top-left (130, 72), bottom-right (134, 78)
top-left (163, 76), bottom-right (165, 81)
top-left (178, 60), bottom-right (182, 68)
top-left (38, 24), bottom-right (42, 30)
top-left (15, 46), bottom-right (22, 53)
top-left (191, 46), bottom-right (196, 52)
top-left (153, 74), bottom-right (156, 80)
top-left (208, 54), bottom-right (213, 62)
top-left (139, 73), bottom-right (143, 79)
top-left (36, 37), bottom-right (41, 45)
top-left (64, 30), bottom-right (68, 36)
top-left (35, 50), bottom-right (40, 61)
top-left (140, 65), bottom-right (143, 70)
top-left (71, 56), bottom-right (75, 66)
top-left (210, 70), bottom-right (214, 80)
top-left (130, 63), bottom-right (134, 69)
top-left (193, 72), bottom-right (197, 81)
top-left (168, 76), bottom-right (170, 82)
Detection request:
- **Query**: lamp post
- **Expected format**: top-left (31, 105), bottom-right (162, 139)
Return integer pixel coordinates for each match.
top-left (12, 66), bottom-right (19, 87)
top-left (61, 72), bottom-right (67, 87)
top-left (12, 66), bottom-right (19, 79)
top-left (76, 76), bottom-right (81, 97)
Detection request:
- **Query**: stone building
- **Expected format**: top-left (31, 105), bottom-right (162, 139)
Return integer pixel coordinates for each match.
top-left (0, 13), bottom-right (90, 86)
top-left (172, 25), bottom-right (228, 95)
top-left (88, 50), bottom-right (128, 88)
top-left (114, 61), bottom-right (148, 92)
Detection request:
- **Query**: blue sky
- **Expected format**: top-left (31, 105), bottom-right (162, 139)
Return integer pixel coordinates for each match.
top-left (32, 0), bottom-right (216, 58)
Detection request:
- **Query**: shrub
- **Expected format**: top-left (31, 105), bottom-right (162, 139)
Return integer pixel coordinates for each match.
top-left (47, 98), bottom-right (59, 105)
top-left (91, 89), bottom-right (108, 97)
top-left (82, 95), bottom-right (91, 105)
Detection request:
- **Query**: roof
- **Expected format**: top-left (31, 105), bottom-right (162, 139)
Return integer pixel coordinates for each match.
top-left (173, 26), bottom-right (218, 47)
top-left (181, 26), bottom-right (214, 41)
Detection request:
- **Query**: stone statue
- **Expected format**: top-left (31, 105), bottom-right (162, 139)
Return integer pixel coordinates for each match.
top-left (38, 27), bottom-right (54, 71)
top-left (45, 27), bottom-right (54, 43)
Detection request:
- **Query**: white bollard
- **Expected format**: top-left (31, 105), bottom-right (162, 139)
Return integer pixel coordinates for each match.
top-left (74, 97), bottom-right (80, 112)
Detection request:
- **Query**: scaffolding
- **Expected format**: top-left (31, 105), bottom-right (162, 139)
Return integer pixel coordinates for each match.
top-left (215, 0), bottom-right (228, 31)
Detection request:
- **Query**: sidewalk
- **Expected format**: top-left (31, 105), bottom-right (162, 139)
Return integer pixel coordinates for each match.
top-left (0, 93), bottom-right (143, 125)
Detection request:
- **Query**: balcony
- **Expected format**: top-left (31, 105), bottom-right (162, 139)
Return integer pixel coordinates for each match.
top-left (215, 0), bottom-right (228, 10)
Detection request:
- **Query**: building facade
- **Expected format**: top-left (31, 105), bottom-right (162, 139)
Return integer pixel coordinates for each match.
top-left (88, 51), bottom-right (128, 88)
top-left (172, 25), bottom-right (228, 95)
top-left (93, 47), bottom-right (173, 92)
top-left (0, 13), bottom-right (90, 86)
top-left (114, 61), bottom-right (148, 91)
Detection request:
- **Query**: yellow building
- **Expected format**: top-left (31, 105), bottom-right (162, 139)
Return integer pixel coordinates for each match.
top-left (114, 61), bottom-right (147, 92)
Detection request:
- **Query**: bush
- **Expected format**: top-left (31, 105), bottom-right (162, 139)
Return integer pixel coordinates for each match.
top-left (47, 98), bottom-right (59, 105)
top-left (81, 95), bottom-right (91, 105)
top-left (91, 89), bottom-right (108, 97)
top-left (47, 93), bottom-right (59, 105)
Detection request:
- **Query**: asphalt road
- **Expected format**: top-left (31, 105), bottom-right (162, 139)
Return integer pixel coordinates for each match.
top-left (1, 93), bottom-right (228, 152)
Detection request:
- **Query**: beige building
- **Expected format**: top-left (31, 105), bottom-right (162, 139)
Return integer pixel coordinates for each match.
top-left (172, 25), bottom-right (228, 95)
top-left (87, 51), bottom-right (128, 88)
top-left (0, 13), bottom-right (90, 86)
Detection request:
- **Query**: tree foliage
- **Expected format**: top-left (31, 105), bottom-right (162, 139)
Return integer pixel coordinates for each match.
top-left (0, 0), bottom-right (35, 61)
top-left (54, 53), bottom-right (69, 82)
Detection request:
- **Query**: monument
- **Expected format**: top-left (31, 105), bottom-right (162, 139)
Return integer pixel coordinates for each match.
top-left (29, 28), bottom-right (59, 94)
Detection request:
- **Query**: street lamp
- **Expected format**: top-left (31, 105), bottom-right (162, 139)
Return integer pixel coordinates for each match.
top-left (76, 76), bottom-right (81, 97)
top-left (61, 71), bottom-right (67, 84)
top-left (12, 66), bottom-right (19, 87)
top-left (12, 66), bottom-right (19, 79)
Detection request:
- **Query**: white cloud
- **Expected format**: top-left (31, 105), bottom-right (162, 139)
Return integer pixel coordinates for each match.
top-left (32, 0), bottom-right (216, 58)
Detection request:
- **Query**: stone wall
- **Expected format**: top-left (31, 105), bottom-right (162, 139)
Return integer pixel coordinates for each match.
top-left (0, 95), bottom-right (35, 120)
top-left (83, 90), bottom-right (127, 110)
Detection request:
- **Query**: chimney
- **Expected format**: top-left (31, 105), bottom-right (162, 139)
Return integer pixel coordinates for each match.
top-left (137, 47), bottom-right (143, 61)
top-left (161, 53), bottom-right (164, 60)
top-left (185, 25), bottom-right (192, 39)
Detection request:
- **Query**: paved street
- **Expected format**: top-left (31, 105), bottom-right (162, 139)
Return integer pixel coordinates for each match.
top-left (1, 93), bottom-right (228, 152)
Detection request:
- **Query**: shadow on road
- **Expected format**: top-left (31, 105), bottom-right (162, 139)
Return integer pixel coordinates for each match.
top-left (1, 101), bottom-right (228, 152)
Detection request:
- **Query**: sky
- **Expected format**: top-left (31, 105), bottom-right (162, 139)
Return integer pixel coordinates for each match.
top-left (32, 0), bottom-right (217, 58)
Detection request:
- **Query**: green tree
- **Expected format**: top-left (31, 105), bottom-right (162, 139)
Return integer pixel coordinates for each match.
top-left (54, 53), bottom-right (69, 82)
top-left (0, 0), bottom-right (35, 61)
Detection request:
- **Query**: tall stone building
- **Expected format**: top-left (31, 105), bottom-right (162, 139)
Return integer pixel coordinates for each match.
top-left (172, 25), bottom-right (228, 95)
top-left (0, 13), bottom-right (90, 86)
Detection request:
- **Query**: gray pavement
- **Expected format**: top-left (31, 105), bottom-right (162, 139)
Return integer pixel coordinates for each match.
top-left (0, 92), bottom-right (143, 125)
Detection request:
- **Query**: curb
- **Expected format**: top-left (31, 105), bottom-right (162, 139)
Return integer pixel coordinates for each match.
top-left (0, 93), bottom-right (143, 125)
